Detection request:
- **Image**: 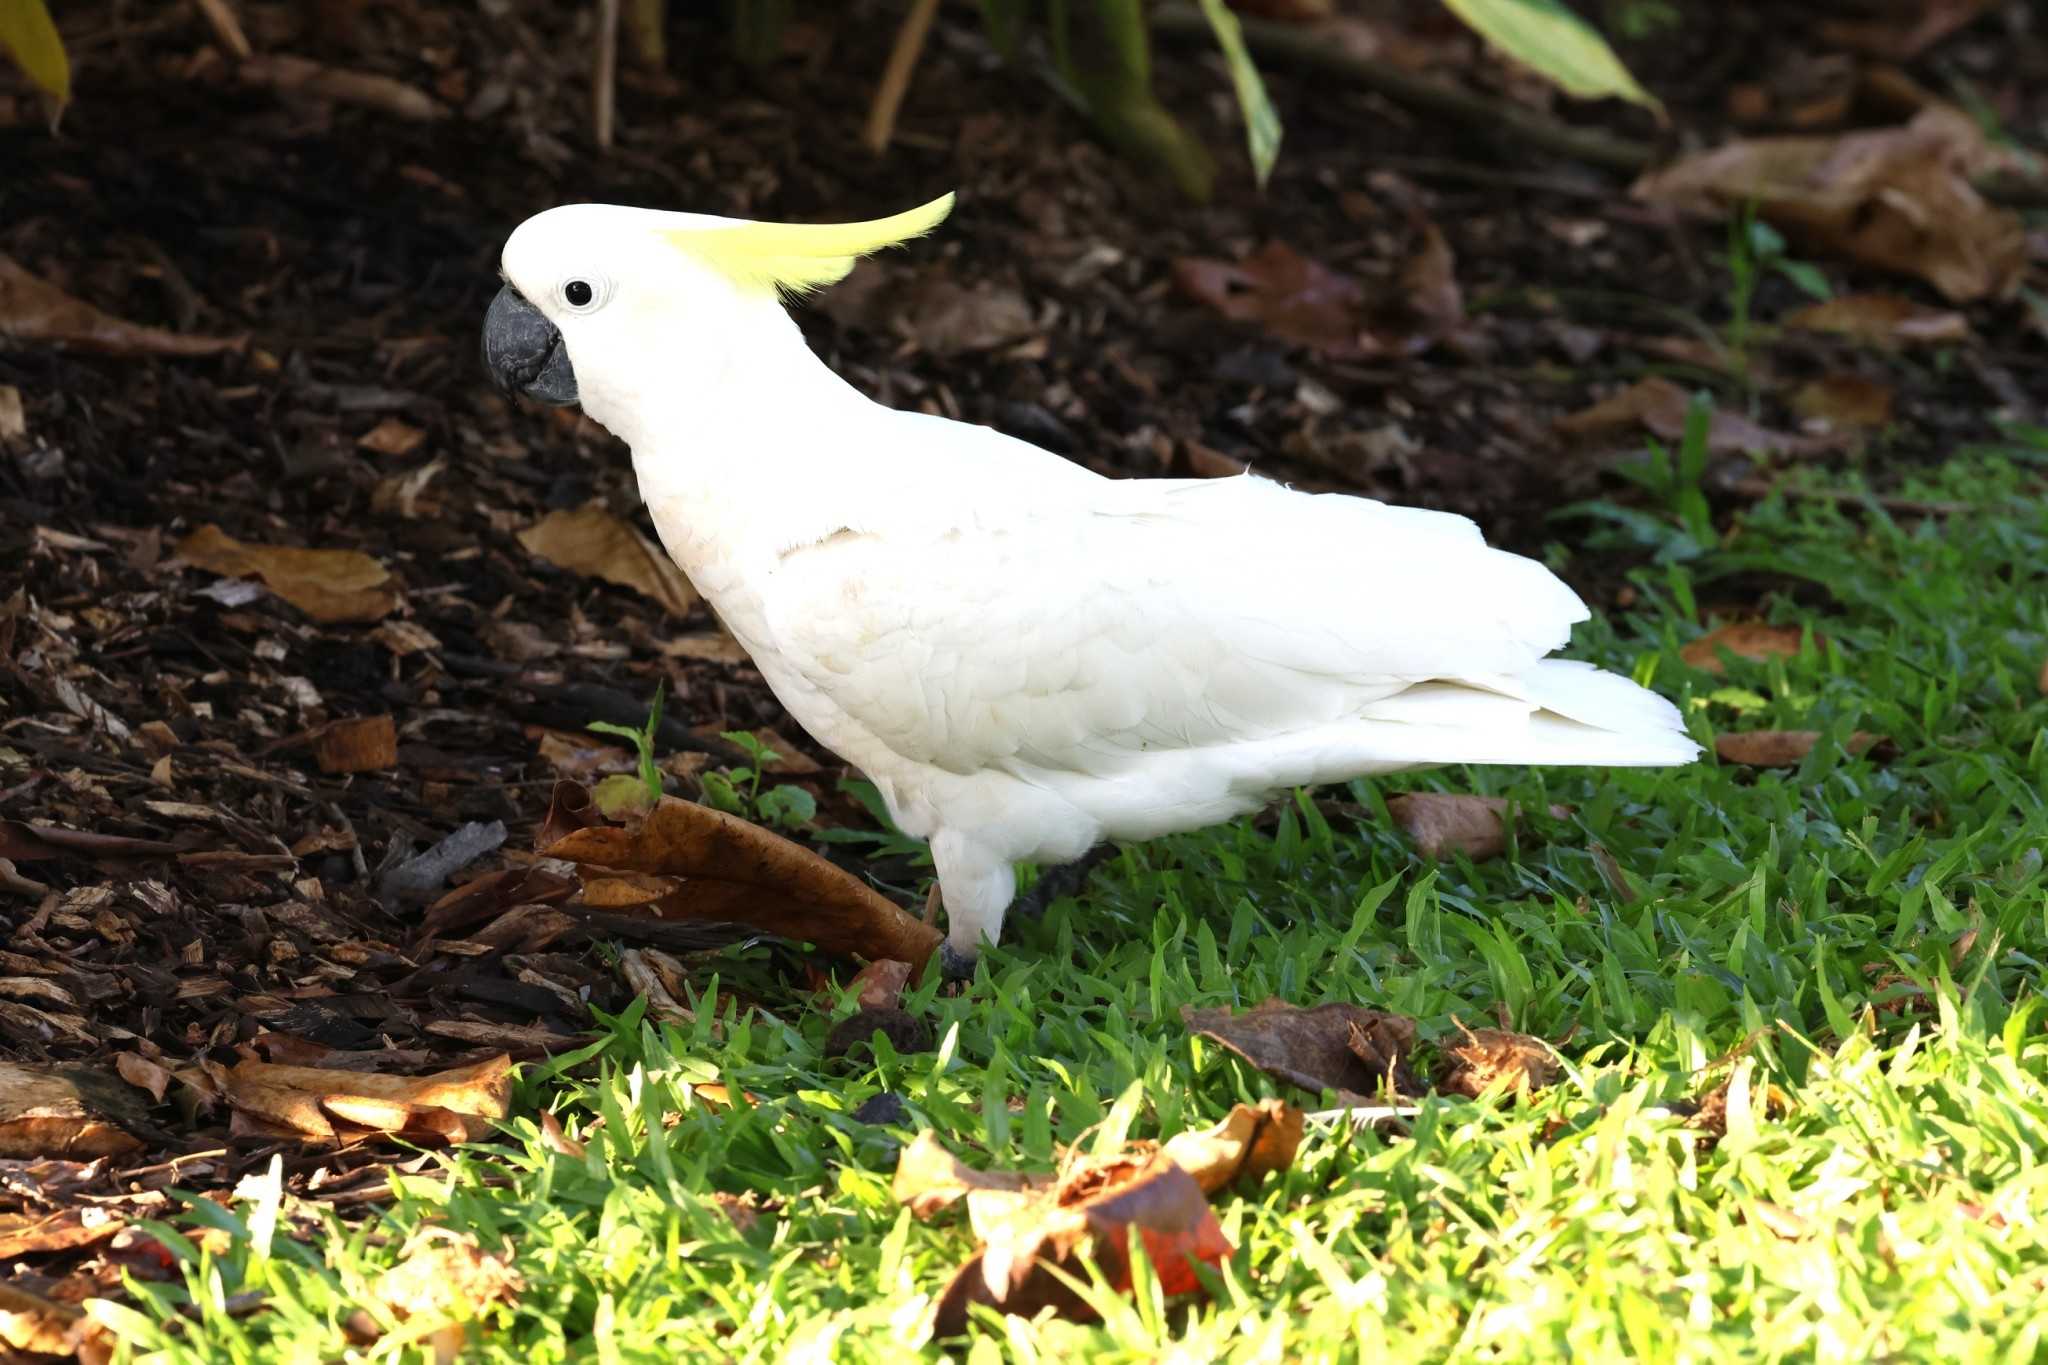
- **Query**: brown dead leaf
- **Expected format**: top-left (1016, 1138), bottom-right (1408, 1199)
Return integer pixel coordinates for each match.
top-left (0, 1062), bottom-right (147, 1159)
top-left (898, 1134), bottom-right (1236, 1336)
top-left (848, 958), bottom-right (912, 1011)
top-left (518, 506), bottom-right (697, 618)
top-left (1681, 621), bottom-right (1817, 673)
top-left (1783, 293), bottom-right (1969, 346)
top-left (1791, 374), bottom-right (1894, 431)
top-left (313, 715), bottom-right (398, 774)
top-left (177, 524), bottom-right (398, 623)
top-left (0, 252), bottom-right (246, 357)
top-left (1555, 376), bottom-right (1825, 456)
top-left (1182, 998), bottom-right (1420, 1103)
top-left (0, 385), bottom-right (24, 440)
top-left (0, 1206), bottom-right (124, 1258)
top-left (1714, 730), bottom-right (1891, 767)
top-left (1158, 1100), bottom-right (1304, 1195)
top-left (0, 1282), bottom-right (84, 1357)
top-left (535, 779), bottom-right (602, 850)
top-left (115, 1052), bottom-right (172, 1103)
top-left (1173, 242), bottom-right (1365, 355)
top-left (354, 1228), bottom-right (521, 1359)
top-left (220, 1053), bottom-right (511, 1144)
top-left (358, 418), bottom-right (426, 457)
top-left (542, 794), bottom-right (942, 969)
top-left (1435, 1023), bottom-right (1559, 1099)
top-left (1386, 793), bottom-right (1568, 861)
top-left (891, 1130), bottom-right (1039, 1218)
top-left (901, 277), bottom-right (1037, 356)
top-left (1633, 108), bottom-right (2025, 302)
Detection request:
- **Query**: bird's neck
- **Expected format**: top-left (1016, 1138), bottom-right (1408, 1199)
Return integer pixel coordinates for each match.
top-left (596, 311), bottom-right (885, 581)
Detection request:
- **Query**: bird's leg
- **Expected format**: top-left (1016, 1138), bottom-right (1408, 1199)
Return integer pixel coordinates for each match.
top-left (930, 830), bottom-right (1017, 983)
top-left (1012, 844), bottom-right (1115, 919)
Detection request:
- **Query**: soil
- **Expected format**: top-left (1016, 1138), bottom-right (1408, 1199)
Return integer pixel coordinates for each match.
top-left (0, 0), bottom-right (2041, 1286)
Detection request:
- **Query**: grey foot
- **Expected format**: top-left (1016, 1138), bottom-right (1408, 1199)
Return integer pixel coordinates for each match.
top-left (938, 942), bottom-right (979, 982)
top-left (1014, 845), bottom-right (1115, 919)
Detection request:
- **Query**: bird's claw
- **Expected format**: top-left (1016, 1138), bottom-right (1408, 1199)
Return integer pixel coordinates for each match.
top-left (937, 942), bottom-right (978, 983)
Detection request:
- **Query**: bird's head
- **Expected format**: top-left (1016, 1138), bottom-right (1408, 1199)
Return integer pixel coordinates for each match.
top-left (483, 194), bottom-right (954, 428)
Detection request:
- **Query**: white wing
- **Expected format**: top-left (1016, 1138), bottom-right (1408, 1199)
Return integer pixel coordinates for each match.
top-left (758, 473), bottom-right (1608, 780)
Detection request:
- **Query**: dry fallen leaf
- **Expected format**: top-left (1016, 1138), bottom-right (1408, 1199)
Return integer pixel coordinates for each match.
top-left (895, 1129), bottom-right (1244, 1336)
top-left (1783, 293), bottom-right (1969, 346)
top-left (221, 1053), bottom-right (512, 1144)
top-left (0, 1282), bottom-right (85, 1357)
top-left (0, 252), bottom-right (246, 357)
top-left (1182, 998), bottom-right (1420, 1103)
top-left (1633, 108), bottom-right (2026, 302)
top-left (848, 958), bottom-right (913, 1011)
top-left (177, 524), bottom-right (399, 624)
top-left (0, 1062), bottom-right (148, 1159)
top-left (1158, 1100), bottom-right (1305, 1195)
top-left (1791, 374), bottom-right (1894, 431)
top-left (0, 385), bottom-right (24, 440)
top-left (1385, 792), bottom-right (1568, 861)
top-left (313, 715), bottom-right (398, 774)
top-left (518, 506), bottom-right (698, 618)
top-left (351, 1228), bottom-right (522, 1360)
top-left (115, 1052), bottom-right (173, 1104)
top-left (1715, 730), bottom-right (1891, 767)
top-left (1555, 376), bottom-right (1825, 456)
top-left (1681, 621), bottom-right (1819, 673)
top-left (1173, 242), bottom-right (1365, 356)
top-left (1434, 1022), bottom-right (1559, 1099)
top-left (358, 417), bottom-right (427, 457)
top-left (541, 791), bottom-right (941, 969)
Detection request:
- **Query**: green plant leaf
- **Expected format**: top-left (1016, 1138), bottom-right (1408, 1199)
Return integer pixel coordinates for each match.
top-left (976, 0), bottom-right (1029, 60)
top-left (1193, 0), bottom-right (1281, 188)
top-left (0, 0), bottom-right (69, 104)
top-left (1439, 0), bottom-right (1655, 109)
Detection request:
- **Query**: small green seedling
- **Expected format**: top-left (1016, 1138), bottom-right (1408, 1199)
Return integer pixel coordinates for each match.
top-left (588, 680), bottom-right (667, 805)
top-left (1724, 206), bottom-right (1830, 373)
top-left (700, 730), bottom-right (818, 831)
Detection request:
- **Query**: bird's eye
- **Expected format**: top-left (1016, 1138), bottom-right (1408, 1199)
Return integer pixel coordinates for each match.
top-left (562, 279), bottom-right (594, 308)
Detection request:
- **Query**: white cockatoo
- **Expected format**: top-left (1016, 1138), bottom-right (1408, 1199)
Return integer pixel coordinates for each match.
top-left (484, 194), bottom-right (1698, 972)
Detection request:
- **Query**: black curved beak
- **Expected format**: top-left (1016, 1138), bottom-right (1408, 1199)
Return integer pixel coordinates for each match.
top-left (482, 285), bottom-right (579, 407)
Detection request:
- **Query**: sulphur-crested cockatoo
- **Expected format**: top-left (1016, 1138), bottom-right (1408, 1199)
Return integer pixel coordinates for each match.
top-left (484, 194), bottom-right (1698, 973)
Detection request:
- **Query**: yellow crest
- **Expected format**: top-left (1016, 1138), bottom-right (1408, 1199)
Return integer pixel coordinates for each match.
top-left (664, 193), bottom-right (955, 297)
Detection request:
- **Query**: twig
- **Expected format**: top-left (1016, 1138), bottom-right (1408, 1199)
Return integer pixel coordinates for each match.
top-left (863, 0), bottom-right (943, 154)
top-left (191, 0), bottom-right (253, 59)
top-left (1150, 5), bottom-right (1657, 174)
top-left (593, 0), bottom-right (620, 151)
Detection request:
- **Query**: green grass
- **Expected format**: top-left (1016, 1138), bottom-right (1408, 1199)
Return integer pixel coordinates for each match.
top-left (109, 443), bottom-right (2048, 1362)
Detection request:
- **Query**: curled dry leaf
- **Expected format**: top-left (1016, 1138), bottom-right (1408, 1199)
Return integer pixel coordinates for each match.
top-left (1783, 293), bottom-right (1968, 347)
top-left (1182, 998), bottom-right (1421, 1102)
top-left (177, 524), bottom-right (399, 624)
top-left (352, 1229), bottom-right (522, 1358)
top-left (0, 1062), bottom-right (148, 1159)
top-left (1386, 792), bottom-right (1568, 861)
top-left (1158, 1099), bottom-right (1305, 1195)
top-left (541, 791), bottom-right (942, 969)
top-left (1555, 376), bottom-right (1826, 456)
top-left (313, 715), bottom-right (398, 774)
top-left (1715, 730), bottom-right (1891, 767)
top-left (1681, 621), bottom-right (1818, 674)
top-left (1632, 108), bottom-right (2026, 302)
top-left (848, 958), bottom-right (913, 1011)
top-left (1434, 1023), bottom-right (1559, 1099)
top-left (518, 506), bottom-right (698, 618)
top-left (220, 1053), bottom-right (512, 1144)
top-left (895, 1129), bottom-right (1245, 1336)
top-left (0, 252), bottom-right (246, 357)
